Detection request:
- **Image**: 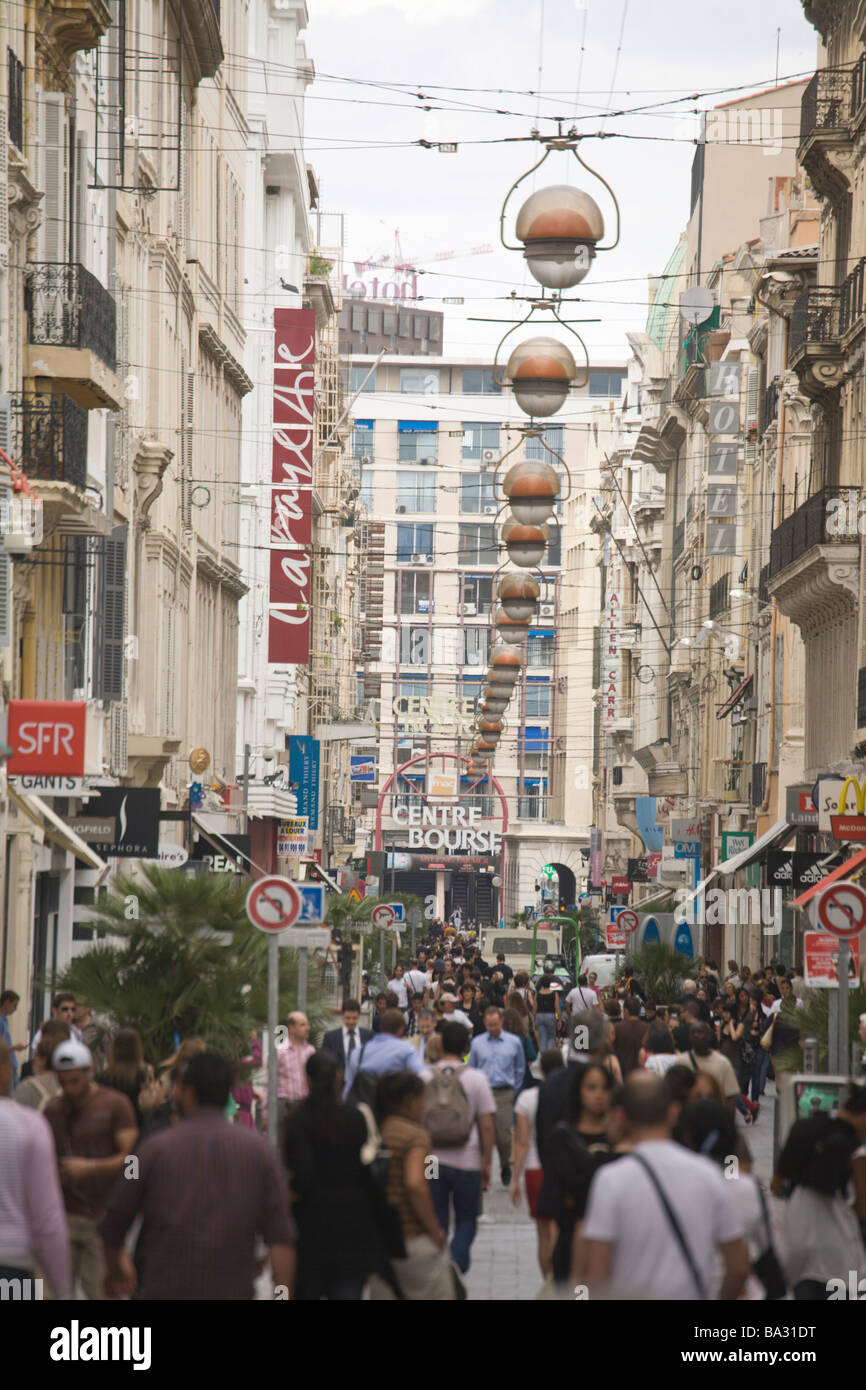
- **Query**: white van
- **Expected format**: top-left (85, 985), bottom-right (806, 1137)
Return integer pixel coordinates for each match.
top-left (483, 929), bottom-right (562, 974)
top-left (578, 953), bottom-right (623, 990)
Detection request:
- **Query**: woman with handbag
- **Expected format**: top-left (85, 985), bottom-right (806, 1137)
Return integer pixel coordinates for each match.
top-left (283, 1052), bottom-right (388, 1300)
top-left (745, 990), bottom-right (774, 1109)
top-left (367, 1071), bottom-right (457, 1301)
top-left (679, 1099), bottom-right (787, 1299)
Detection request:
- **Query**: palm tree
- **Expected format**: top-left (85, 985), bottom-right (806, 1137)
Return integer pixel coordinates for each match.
top-left (55, 865), bottom-right (328, 1063)
top-left (327, 890), bottom-right (422, 990)
top-left (773, 983), bottom-right (866, 1074)
top-left (624, 943), bottom-right (691, 1004)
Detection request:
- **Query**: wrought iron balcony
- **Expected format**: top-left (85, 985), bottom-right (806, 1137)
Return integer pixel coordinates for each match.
top-left (800, 66), bottom-right (854, 144)
top-left (11, 391), bottom-right (88, 492)
top-left (840, 256), bottom-right (866, 337)
top-left (768, 486), bottom-right (861, 581)
top-left (25, 263), bottom-right (117, 371)
top-left (790, 286), bottom-right (842, 356)
top-left (762, 381), bottom-right (780, 433)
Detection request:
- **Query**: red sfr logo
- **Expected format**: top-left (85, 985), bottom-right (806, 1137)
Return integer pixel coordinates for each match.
top-left (7, 701), bottom-right (87, 776)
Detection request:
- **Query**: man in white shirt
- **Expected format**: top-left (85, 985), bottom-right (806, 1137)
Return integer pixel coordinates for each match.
top-left (31, 993), bottom-right (83, 1054)
top-left (565, 975), bottom-right (600, 1016)
top-left (403, 959), bottom-right (427, 1000)
top-left (439, 993), bottom-right (472, 1031)
top-left (386, 966), bottom-right (409, 1011)
top-left (582, 1073), bottom-right (749, 1300)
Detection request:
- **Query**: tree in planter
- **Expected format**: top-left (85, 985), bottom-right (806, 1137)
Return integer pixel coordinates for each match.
top-left (624, 943), bottom-right (692, 1004)
top-left (55, 865), bottom-right (328, 1063)
top-left (325, 890), bottom-right (423, 992)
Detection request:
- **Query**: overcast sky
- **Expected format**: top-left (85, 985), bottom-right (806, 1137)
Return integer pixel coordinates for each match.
top-left (304, 0), bottom-right (818, 363)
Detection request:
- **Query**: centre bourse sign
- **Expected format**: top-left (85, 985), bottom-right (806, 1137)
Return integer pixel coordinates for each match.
top-left (390, 803), bottom-right (502, 853)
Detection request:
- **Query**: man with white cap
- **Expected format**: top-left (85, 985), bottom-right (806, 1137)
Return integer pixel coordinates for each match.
top-left (43, 1039), bottom-right (138, 1299)
top-left (438, 993), bottom-right (472, 1032)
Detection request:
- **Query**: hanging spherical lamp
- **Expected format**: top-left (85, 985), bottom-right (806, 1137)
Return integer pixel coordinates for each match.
top-left (489, 641), bottom-right (522, 680)
top-left (501, 518), bottom-right (549, 568)
top-left (479, 691), bottom-right (510, 716)
top-left (506, 337), bottom-right (576, 417)
top-left (476, 715), bottom-right (503, 737)
top-left (515, 184), bottom-right (604, 289)
top-left (494, 606), bottom-right (530, 645)
top-left (498, 572), bottom-right (540, 621)
top-left (502, 459), bottom-right (560, 525)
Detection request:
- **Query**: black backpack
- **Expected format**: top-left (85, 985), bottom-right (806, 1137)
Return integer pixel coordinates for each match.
top-left (778, 1114), bottom-right (858, 1196)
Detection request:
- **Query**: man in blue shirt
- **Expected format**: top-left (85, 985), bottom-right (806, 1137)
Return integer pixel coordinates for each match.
top-left (342, 1008), bottom-right (423, 1099)
top-left (468, 1006), bottom-right (525, 1184)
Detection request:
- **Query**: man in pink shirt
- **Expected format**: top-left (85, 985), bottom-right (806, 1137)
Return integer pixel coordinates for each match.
top-left (0, 1042), bottom-right (70, 1298)
top-left (263, 1013), bottom-right (315, 1137)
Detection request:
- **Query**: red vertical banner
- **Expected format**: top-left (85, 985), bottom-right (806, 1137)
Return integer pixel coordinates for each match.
top-left (269, 308), bottom-right (316, 664)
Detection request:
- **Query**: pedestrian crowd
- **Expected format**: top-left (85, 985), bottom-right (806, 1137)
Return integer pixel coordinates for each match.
top-left (1, 944), bottom-right (864, 1302)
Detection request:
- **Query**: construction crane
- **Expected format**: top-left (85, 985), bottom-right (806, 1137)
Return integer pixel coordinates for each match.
top-left (351, 228), bottom-right (493, 277)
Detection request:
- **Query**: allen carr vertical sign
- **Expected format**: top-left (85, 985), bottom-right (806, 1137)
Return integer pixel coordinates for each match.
top-left (601, 583), bottom-right (621, 732)
top-left (270, 308), bottom-right (316, 664)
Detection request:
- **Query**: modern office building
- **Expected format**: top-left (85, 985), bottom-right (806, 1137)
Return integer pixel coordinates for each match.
top-left (349, 351), bottom-right (627, 922)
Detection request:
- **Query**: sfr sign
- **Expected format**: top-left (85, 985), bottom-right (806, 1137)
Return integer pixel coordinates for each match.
top-left (7, 701), bottom-right (87, 776)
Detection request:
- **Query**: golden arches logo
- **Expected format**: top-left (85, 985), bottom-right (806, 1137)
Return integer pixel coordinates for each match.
top-left (837, 777), bottom-right (866, 817)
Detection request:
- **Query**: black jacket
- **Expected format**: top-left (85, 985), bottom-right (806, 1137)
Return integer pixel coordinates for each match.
top-left (321, 1026), bottom-right (373, 1076)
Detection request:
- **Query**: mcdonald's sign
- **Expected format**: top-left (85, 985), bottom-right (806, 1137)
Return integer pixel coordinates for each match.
top-left (830, 777), bottom-right (866, 841)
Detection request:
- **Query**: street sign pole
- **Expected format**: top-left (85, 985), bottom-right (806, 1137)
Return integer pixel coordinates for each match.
top-left (379, 928), bottom-right (385, 985)
top-left (838, 938), bottom-right (850, 1077)
top-left (267, 935), bottom-right (279, 1149)
top-left (828, 986), bottom-right (839, 1074)
top-left (298, 944), bottom-right (308, 1014)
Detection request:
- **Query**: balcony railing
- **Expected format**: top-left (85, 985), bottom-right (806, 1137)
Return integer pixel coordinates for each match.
top-left (25, 263), bottom-right (117, 371)
top-left (11, 392), bottom-right (88, 492)
top-left (768, 486), bottom-right (861, 580)
top-left (840, 256), bottom-right (866, 336)
top-left (800, 67), bottom-right (855, 144)
top-left (672, 519), bottom-right (684, 558)
top-left (789, 286), bottom-right (842, 357)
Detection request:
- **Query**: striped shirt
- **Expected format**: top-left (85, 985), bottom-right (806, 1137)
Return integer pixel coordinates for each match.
top-left (0, 1098), bottom-right (70, 1296)
top-left (380, 1115), bottom-right (430, 1239)
top-left (277, 1041), bottom-right (315, 1102)
top-left (100, 1108), bottom-right (296, 1299)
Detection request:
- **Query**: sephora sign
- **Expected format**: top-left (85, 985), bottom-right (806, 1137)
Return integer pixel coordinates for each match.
top-left (269, 308), bottom-right (316, 664)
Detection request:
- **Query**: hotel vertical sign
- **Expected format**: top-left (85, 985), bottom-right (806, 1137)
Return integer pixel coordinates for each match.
top-left (269, 308), bottom-right (316, 664)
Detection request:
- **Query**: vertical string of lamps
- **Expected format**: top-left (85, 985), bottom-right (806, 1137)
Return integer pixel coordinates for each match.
top-left (465, 129), bottom-right (621, 791)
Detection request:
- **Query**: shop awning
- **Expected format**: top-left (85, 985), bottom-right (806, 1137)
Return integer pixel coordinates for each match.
top-left (9, 787), bottom-right (109, 880)
top-left (678, 871), bottom-right (720, 915)
top-left (716, 674), bottom-right (753, 720)
top-left (713, 817), bottom-right (793, 876)
top-left (792, 843), bottom-right (866, 908)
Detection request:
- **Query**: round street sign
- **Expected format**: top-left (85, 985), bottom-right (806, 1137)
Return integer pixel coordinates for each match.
top-left (371, 903), bottom-right (396, 930)
top-left (246, 876), bottom-right (301, 933)
top-left (617, 909), bottom-right (640, 935)
top-left (816, 881), bottom-right (866, 939)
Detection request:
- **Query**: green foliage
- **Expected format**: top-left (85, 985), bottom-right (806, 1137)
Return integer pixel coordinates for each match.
top-left (624, 942), bottom-right (692, 1004)
top-left (773, 983), bottom-right (866, 1075)
top-left (55, 865), bottom-right (328, 1063)
top-left (308, 255), bottom-right (332, 277)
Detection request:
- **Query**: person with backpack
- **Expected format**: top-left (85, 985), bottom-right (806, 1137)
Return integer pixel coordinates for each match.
top-left (423, 1021), bottom-right (496, 1275)
top-left (774, 1082), bottom-right (866, 1299)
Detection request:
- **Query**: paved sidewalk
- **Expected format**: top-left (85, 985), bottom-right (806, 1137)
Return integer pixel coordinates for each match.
top-left (461, 1083), bottom-right (781, 1302)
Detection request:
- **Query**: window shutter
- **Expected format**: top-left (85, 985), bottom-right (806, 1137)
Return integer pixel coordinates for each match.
top-left (38, 91), bottom-right (68, 263)
top-left (0, 393), bottom-right (12, 453)
top-left (111, 698), bottom-right (128, 776)
top-left (102, 524), bottom-right (126, 702)
top-left (0, 553), bottom-right (11, 648)
top-left (0, 103), bottom-right (8, 268)
top-left (161, 603), bottom-right (175, 735)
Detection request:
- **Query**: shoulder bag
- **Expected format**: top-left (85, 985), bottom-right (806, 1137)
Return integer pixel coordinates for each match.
top-left (632, 1153), bottom-right (709, 1300)
top-left (752, 1181), bottom-right (787, 1300)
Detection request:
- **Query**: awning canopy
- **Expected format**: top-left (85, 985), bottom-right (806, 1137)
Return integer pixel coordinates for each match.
top-left (716, 674), bottom-right (753, 720)
top-left (713, 817), bottom-right (793, 876)
top-left (9, 787), bottom-right (109, 880)
top-left (792, 844), bottom-right (866, 908)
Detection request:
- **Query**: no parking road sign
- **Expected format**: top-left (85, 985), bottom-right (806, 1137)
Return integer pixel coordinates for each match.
top-left (371, 903), bottom-right (396, 930)
top-left (617, 909), bottom-right (640, 935)
top-left (245, 876), bottom-right (301, 934)
top-left (816, 881), bottom-right (866, 939)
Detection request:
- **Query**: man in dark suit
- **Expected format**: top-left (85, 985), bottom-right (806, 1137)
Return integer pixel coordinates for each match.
top-left (320, 998), bottom-right (373, 1079)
